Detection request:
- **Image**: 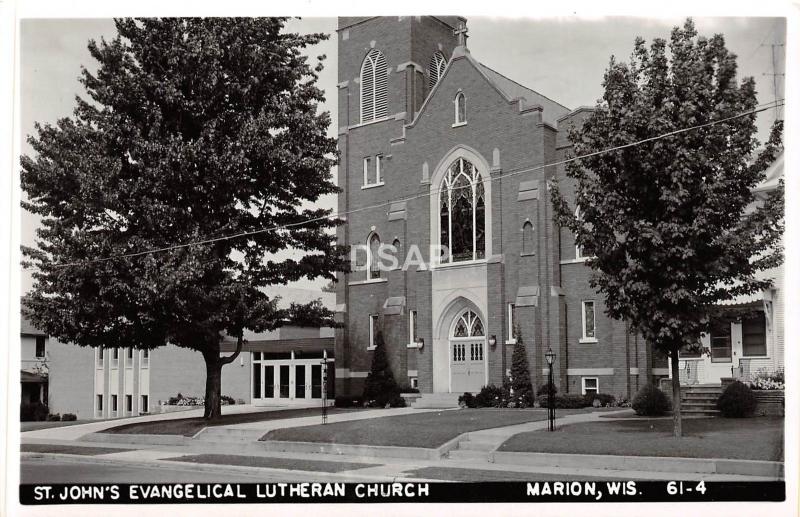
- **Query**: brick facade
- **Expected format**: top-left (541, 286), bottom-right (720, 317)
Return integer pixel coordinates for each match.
top-left (335, 16), bottom-right (662, 402)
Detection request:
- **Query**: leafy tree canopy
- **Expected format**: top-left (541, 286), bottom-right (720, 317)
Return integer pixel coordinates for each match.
top-left (21, 18), bottom-right (347, 418)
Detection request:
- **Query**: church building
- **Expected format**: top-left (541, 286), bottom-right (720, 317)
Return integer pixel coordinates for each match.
top-left (333, 16), bottom-right (674, 402)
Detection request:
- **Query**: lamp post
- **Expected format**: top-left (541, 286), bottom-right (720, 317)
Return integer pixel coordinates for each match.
top-left (545, 346), bottom-right (556, 431)
top-left (321, 349), bottom-right (329, 424)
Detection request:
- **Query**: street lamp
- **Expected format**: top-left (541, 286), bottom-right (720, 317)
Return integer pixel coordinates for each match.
top-left (545, 346), bottom-right (556, 431)
top-left (321, 349), bottom-right (330, 424)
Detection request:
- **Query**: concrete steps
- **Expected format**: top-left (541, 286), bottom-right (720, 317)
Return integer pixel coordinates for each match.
top-left (410, 393), bottom-right (461, 409)
top-left (678, 385), bottom-right (722, 417)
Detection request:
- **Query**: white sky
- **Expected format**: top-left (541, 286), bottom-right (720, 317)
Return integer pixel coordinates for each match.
top-left (19, 16), bottom-right (786, 294)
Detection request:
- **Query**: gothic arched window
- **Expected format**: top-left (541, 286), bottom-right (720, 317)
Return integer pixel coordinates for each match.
top-left (522, 221), bottom-right (534, 255)
top-left (454, 91), bottom-right (467, 124)
top-left (452, 310), bottom-right (485, 338)
top-left (360, 49), bottom-right (388, 123)
top-left (439, 158), bottom-right (485, 263)
top-left (367, 233), bottom-right (382, 280)
top-left (429, 51), bottom-right (446, 89)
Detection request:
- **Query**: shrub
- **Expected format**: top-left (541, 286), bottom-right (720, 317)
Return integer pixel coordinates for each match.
top-left (632, 384), bottom-right (671, 416)
top-left (362, 331), bottom-right (401, 407)
top-left (537, 394), bottom-right (588, 409)
top-left (61, 413), bottom-right (77, 421)
top-left (386, 394), bottom-right (406, 408)
top-left (584, 393), bottom-right (616, 407)
top-left (220, 395), bottom-right (236, 405)
top-left (458, 392), bottom-right (478, 408)
top-left (334, 395), bottom-right (362, 408)
top-left (20, 402), bottom-right (49, 422)
top-left (475, 384), bottom-right (507, 408)
top-left (749, 368), bottom-right (785, 390)
top-left (47, 413), bottom-right (61, 422)
top-left (717, 381), bottom-right (757, 418)
top-left (536, 382), bottom-right (558, 397)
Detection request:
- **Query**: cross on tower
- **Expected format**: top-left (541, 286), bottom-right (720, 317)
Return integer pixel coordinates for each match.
top-left (454, 22), bottom-right (468, 47)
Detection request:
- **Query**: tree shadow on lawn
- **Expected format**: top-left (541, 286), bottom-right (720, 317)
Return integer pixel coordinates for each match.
top-left (498, 417), bottom-right (784, 461)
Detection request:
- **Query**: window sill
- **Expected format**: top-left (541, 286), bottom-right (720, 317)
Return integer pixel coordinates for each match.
top-left (407, 343), bottom-right (422, 349)
top-left (361, 182), bottom-right (385, 190)
top-left (452, 121), bottom-right (467, 128)
top-left (679, 357), bottom-right (703, 361)
top-left (432, 258), bottom-right (487, 270)
top-left (741, 355), bottom-right (770, 360)
top-left (520, 252), bottom-right (535, 257)
top-left (505, 339), bottom-right (517, 345)
top-left (560, 257), bottom-right (590, 265)
top-left (348, 278), bottom-right (388, 286)
top-left (579, 338), bottom-right (598, 344)
top-left (367, 346), bottom-right (377, 351)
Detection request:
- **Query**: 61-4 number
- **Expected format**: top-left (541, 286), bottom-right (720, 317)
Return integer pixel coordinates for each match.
top-left (667, 481), bottom-right (707, 495)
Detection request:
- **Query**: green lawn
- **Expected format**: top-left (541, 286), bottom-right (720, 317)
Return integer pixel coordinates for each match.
top-left (262, 408), bottom-right (589, 448)
top-left (164, 454), bottom-right (379, 473)
top-left (499, 417), bottom-right (784, 461)
top-left (101, 407), bottom-right (363, 437)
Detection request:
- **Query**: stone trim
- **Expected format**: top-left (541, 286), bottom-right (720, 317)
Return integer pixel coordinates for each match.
top-left (566, 368), bottom-right (614, 376)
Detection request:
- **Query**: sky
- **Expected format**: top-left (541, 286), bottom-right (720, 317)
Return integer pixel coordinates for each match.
top-left (19, 16), bottom-right (786, 294)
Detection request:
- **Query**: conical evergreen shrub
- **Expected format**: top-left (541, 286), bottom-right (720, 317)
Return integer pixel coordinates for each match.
top-left (362, 331), bottom-right (402, 407)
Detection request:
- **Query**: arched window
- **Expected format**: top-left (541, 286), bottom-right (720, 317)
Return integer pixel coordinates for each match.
top-left (454, 91), bottom-right (466, 125)
top-left (439, 157), bottom-right (485, 263)
top-left (367, 233), bottom-right (382, 280)
top-left (522, 221), bottom-right (534, 255)
top-left (391, 238), bottom-right (402, 269)
top-left (452, 310), bottom-right (485, 338)
top-left (360, 49), bottom-right (388, 123)
top-left (429, 51), bottom-right (446, 89)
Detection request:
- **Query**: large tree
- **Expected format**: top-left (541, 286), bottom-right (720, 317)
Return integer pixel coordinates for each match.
top-left (21, 18), bottom-right (347, 419)
top-left (551, 19), bottom-right (783, 437)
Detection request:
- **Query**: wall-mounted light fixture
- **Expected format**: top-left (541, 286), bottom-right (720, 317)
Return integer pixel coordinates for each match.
top-left (415, 337), bottom-right (424, 349)
top-left (488, 335), bottom-right (497, 348)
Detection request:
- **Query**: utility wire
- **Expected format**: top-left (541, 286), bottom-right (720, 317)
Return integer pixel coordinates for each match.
top-left (50, 99), bottom-right (784, 268)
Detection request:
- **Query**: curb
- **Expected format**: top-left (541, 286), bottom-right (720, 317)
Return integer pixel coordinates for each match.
top-left (79, 432), bottom-right (189, 446)
top-left (20, 452), bottom-right (441, 484)
top-left (260, 439), bottom-right (456, 461)
top-left (489, 451), bottom-right (783, 478)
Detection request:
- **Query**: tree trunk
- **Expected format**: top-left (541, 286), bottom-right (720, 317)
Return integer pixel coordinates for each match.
top-left (202, 334), bottom-right (244, 421)
top-left (670, 346), bottom-right (682, 438)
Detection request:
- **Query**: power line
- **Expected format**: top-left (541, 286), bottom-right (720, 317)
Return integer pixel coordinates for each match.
top-left (50, 99), bottom-right (784, 269)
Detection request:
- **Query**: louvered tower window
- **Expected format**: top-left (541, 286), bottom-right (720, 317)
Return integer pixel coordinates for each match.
top-left (360, 49), bottom-right (388, 123)
top-left (429, 51), bottom-right (446, 89)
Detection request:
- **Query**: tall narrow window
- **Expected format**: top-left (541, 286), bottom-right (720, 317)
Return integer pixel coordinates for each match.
top-left (438, 157), bottom-right (486, 263)
top-left (507, 303), bottom-right (516, 342)
top-left (360, 49), bottom-right (388, 123)
top-left (367, 233), bottom-right (381, 280)
top-left (368, 314), bottom-right (378, 349)
top-left (375, 155), bottom-right (383, 184)
top-left (111, 394), bottom-right (118, 414)
top-left (522, 221), bottom-right (534, 255)
top-left (363, 157), bottom-right (371, 186)
top-left (96, 348), bottom-right (104, 368)
top-left (141, 349), bottom-right (150, 368)
top-left (96, 394), bottom-right (103, 412)
top-left (392, 238), bottom-right (402, 270)
top-left (409, 310), bottom-right (418, 344)
top-left (575, 207), bottom-right (585, 259)
top-left (35, 336), bottom-right (46, 358)
top-left (111, 348), bottom-right (119, 368)
top-left (454, 92), bottom-right (466, 125)
top-left (581, 301), bottom-right (596, 341)
top-left (141, 395), bottom-right (149, 413)
top-left (429, 51), bottom-right (446, 89)
top-left (126, 394), bottom-right (133, 413)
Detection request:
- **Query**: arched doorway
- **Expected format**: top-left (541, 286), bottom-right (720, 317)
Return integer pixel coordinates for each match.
top-left (449, 309), bottom-right (486, 392)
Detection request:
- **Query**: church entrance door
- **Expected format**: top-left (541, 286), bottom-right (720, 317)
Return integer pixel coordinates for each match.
top-left (449, 310), bottom-right (486, 393)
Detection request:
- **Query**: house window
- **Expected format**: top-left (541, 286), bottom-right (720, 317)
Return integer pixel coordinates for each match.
top-left (35, 336), bottom-right (46, 358)
top-left (582, 377), bottom-right (599, 395)
top-left (438, 157), bottom-right (486, 263)
top-left (742, 312), bottom-right (767, 357)
top-left (710, 319), bottom-right (732, 362)
top-left (96, 394), bottom-right (103, 412)
top-left (581, 301), bottom-right (596, 341)
top-left (522, 221), bottom-right (534, 255)
top-left (111, 394), bottom-right (118, 414)
top-left (126, 347), bottom-right (134, 368)
top-left (96, 347), bottom-right (104, 368)
top-left (507, 303), bottom-right (516, 343)
top-left (429, 51), bottom-right (446, 89)
top-left (360, 49), bottom-right (388, 123)
top-left (454, 91), bottom-right (466, 125)
top-left (367, 233), bottom-right (382, 280)
top-left (140, 395), bottom-right (149, 414)
top-left (363, 157), bottom-right (370, 185)
top-left (409, 310), bottom-right (418, 344)
top-left (680, 342), bottom-right (702, 358)
top-left (410, 377), bottom-right (419, 389)
top-left (126, 394), bottom-right (133, 413)
top-left (368, 314), bottom-right (378, 349)
top-left (375, 155), bottom-right (383, 184)
top-left (141, 349), bottom-right (150, 368)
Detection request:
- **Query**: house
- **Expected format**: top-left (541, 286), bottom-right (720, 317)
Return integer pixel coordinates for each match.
top-left (332, 16), bottom-right (780, 403)
top-left (21, 288), bottom-right (334, 420)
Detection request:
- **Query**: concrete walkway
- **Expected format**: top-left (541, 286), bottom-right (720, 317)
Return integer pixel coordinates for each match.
top-left (20, 404), bottom-right (308, 441)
